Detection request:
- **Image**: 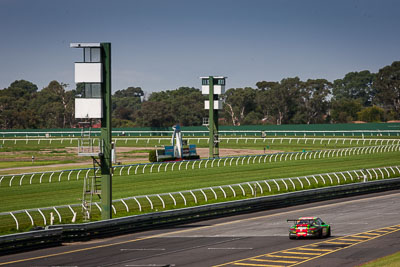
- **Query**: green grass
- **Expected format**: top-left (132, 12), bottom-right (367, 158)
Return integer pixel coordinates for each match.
top-left (0, 136), bottom-right (399, 235)
top-left (1, 136), bottom-right (397, 174)
top-left (1, 151), bottom-right (399, 213)
top-left (1, 136), bottom-right (396, 151)
top-left (361, 252), bottom-right (400, 266)
top-left (0, 160), bottom-right (79, 169)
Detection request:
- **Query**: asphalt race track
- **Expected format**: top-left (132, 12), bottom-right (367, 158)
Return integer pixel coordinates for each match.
top-left (1, 190), bottom-right (400, 267)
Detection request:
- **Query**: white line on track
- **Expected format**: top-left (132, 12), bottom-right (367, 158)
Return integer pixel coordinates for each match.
top-left (121, 248), bottom-right (166, 251)
top-left (208, 247), bottom-right (253, 250)
top-left (125, 264), bottom-right (175, 266)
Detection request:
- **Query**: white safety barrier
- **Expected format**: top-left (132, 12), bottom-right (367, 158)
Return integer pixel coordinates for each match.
top-left (6, 165), bottom-right (397, 231)
top-left (3, 143), bottom-right (397, 188)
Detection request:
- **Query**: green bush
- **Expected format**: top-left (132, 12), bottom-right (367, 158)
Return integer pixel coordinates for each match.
top-left (149, 150), bottom-right (157, 162)
top-left (184, 155), bottom-right (200, 160)
top-left (160, 157), bottom-right (177, 162)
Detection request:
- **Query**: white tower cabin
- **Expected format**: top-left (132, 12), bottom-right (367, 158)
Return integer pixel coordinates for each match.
top-left (201, 76), bottom-right (226, 110)
top-left (71, 43), bottom-right (103, 119)
top-left (201, 76), bottom-right (226, 94)
top-left (71, 43), bottom-right (104, 157)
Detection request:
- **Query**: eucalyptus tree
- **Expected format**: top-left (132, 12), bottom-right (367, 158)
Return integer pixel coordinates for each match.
top-left (332, 70), bottom-right (375, 106)
top-left (299, 79), bottom-right (332, 124)
top-left (374, 61), bottom-right (400, 119)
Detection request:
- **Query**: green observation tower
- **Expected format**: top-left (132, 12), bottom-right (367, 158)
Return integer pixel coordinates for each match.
top-left (71, 42), bottom-right (112, 221)
top-left (201, 76), bottom-right (227, 159)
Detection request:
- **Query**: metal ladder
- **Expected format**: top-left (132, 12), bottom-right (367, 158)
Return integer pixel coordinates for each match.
top-left (79, 127), bottom-right (94, 155)
top-left (82, 157), bottom-right (102, 221)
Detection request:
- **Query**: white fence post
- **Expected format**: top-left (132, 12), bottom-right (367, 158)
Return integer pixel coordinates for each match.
top-left (145, 196), bottom-right (154, 209)
top-left (164, 162), bottom-right (170, 172)
top-left (121, 199), bottom-right (129, 212)
top-left (281, 179), bottom-right (289, 191)
top-left (273, 179), bottom-right (280, 191)
top-left (247, 182), bottom-right (254, 195)
top-left (333, 173), bottom-right (340, 183)
top-left (58, 172), bottom-right (63, 182)
top-left (264, 180), bottom-right (271, 192)
top-left (52, 207), bottom-right (62, 223)
top-left (190, 190), bottom-right (198, 203)
top-left (211, 159), bottom-right (216, 168)
top-left (135, 165), bottom-right (140, 175)
top-left (311, 175), bottom-right (318, 184)
top-left (112, 205), bottom-right (117, 214)
top-left (304, 177), bottom-right (311, 186)
top-left (326, 174), bottom-right (333, 184)
top-left (256, 182), bottom-right (263, 194)
top-left (76, 170), bottom-right (82, 180)
top-left (25, 210), bottom-right (34, 226)
top-left (210, 187), bottom-right (218, 199)
top-left (238, 184), bottom-right (246, 196)
top-left (169, 193), bottom-right (177, 206)
top-left (157, 195), bottom-right (165, 209)
top-left (134, 197), bottom-right (142, 211)
top-left (19, 175), bottom-right (25, 186)
top-left (38, 209), bottom-right (47, 225)
top-left (340, 172), bottom-right (347, 182)
top-left (296, 177), bottom-right (304, 189)
top-left (200, 189), bottom-right (207, 202)
top-left (128, 166), bottom-right (133, 175)
top-left (179, 192), bottom-right (187, 206)
top-left (288, 178), bottom-right (295, 190)
top-left (227, 185), bottom-right (235, 197)
top-left (9, 175), bottom-right (15, 187)
top-left (319, 175), bottom-right (326, 185)
top-left (158, 163), bottom-right (163, 173)
top-left (10, 212), bottom-right (19, 230)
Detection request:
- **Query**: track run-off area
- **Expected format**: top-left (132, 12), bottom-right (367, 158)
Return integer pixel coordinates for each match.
top-left (1, 189), bottom-right (399, 267)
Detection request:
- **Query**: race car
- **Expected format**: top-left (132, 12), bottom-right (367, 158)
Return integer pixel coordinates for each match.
top-left (287, 217), bottom-right (331, 239)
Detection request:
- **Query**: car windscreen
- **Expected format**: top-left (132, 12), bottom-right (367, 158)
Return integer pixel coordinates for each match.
top-left (297, 220), bottom-right (315, 224)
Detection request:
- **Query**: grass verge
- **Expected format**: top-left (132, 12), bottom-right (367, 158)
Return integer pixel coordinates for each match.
top-left (360, 252), bottom-right (400, 266)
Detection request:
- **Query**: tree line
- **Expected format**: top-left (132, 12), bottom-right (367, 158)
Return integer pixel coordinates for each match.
top-left (1, 61), bottom-right (399, 129)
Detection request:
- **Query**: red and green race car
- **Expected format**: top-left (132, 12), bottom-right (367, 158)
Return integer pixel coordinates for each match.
top-left (287, 217), bottom-right (331, 239)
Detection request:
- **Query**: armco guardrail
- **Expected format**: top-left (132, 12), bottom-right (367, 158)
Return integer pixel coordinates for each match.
top-left (2, 144), bottom-right (399, 187)
top-left (0, 228), bottom-right (62, 255)
top-left (1, 177), bottom-right (400, 254)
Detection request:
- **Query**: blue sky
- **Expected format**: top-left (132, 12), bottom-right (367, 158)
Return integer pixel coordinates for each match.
top-left (1, 0), bottom-right (399, 95)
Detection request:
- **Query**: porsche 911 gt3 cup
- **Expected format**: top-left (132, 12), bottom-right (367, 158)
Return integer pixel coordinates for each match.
top-left (287, 217), bottom-right (331, 239)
